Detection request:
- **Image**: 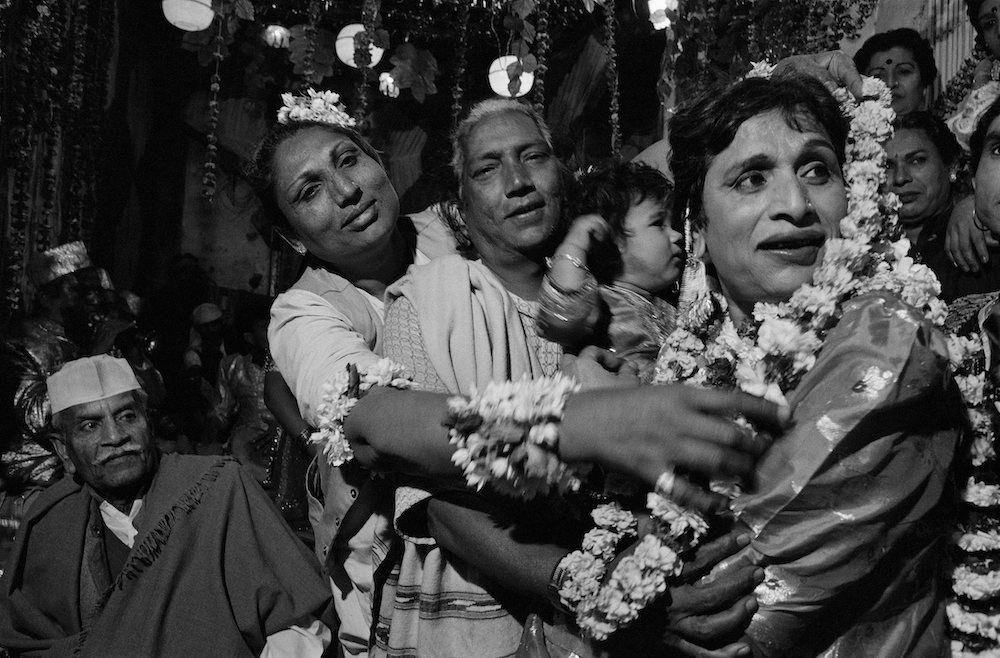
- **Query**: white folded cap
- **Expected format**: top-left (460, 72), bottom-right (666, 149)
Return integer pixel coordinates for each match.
top-left (48, 355), bottom-right (141, 415)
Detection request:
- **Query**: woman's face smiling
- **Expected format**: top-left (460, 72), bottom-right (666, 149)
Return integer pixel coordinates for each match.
top-left (273, 127), bottom-right (400, 265)
top-left (697, 110), bottom-right (847, 323)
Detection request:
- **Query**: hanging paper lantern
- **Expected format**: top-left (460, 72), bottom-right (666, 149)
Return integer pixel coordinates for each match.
top-left (488, 56), bottom-right (534, 98)
top-left (263, 24), bottom-right (291, 48)
top-left (161, 0), bottom-right (214, 32)
top-left (646, 0), bottom-right (672, 29)
top-left (336, 23), bottom-right (385, 68)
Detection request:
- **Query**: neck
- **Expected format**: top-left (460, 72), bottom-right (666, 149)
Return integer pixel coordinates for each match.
top-left (481, 252), bottom-right (547, 301)
top-left (611, 280), bottom-right (657, 300)
top-left (321, 229), bottom-right (414, 299)
top-left (903, 223), bottom-right (922, 244)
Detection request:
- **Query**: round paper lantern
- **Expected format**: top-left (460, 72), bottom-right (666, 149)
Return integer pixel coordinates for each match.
top-left (488, 56), bottom-right (534, 98)
top-left (161, 0), bottom-right (214, 32)
top-left (336, 24), bottom-right (385, 69)
top-left (646, 0), bottom-right (671, 29)
top-left (263, 24), bottom-right (291, 49)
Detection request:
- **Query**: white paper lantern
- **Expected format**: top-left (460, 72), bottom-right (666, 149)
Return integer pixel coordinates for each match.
top-left (488, 56), bottom-right (534, 98)
top-left (336, 24), bottom-right (385, 69)
top-left (161, 0), bottom-right (214, 32)
top-left (646, 0), bottom-right (671, 29)
top-left (263, 24), bottom-right (291, 49)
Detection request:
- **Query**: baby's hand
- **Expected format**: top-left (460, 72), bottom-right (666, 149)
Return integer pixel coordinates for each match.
top-left (563, 214), bottom-right (613, 254)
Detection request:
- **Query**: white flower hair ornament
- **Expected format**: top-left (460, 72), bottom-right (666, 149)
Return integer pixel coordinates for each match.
top-left (277, 88), bottom-right (357, 128)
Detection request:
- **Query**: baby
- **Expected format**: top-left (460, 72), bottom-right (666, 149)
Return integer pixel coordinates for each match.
top-left (537, 162), bottom-right (683, 382)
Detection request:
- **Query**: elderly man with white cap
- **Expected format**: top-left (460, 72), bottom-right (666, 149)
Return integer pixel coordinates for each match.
top-left (0, 355), bottom-right (332, 658)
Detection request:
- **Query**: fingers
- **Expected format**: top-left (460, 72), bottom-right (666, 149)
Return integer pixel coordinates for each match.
top-left (682, 531), bottom-right (751, 581)
top-left (671, 594), bottom-right (758, 640)
top-left (974, 225), bottom-right (993, 266)
top-left (667, 475), bottom-right (732, 515)
top-left (578, 345), bottom-right (626, 372)
top-left (822, 50), bottom-right (864, 98)
top-left (695, 388), bottom-right (790, 436)
top-left (661, 633), bottom-right (752, 658)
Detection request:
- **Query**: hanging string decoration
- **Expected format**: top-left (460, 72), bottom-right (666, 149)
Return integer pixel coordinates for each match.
top-left (452, 0), bottom-right (470, 129)
top-left (532, 0), bottom-right (549, 113)
top-left (604, 0), bottom-right (620, 160)
top-left (1, 0), bottom-right (115, 319)
top-left (202, 20), bottom-right (224, 201)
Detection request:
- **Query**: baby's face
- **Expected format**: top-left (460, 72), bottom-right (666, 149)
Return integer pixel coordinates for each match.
top-left (616, 198), bottom-right (683, 296)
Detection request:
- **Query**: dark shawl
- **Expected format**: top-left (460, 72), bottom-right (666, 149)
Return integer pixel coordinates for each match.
top-left (0, 454), bottom-right (330, 658)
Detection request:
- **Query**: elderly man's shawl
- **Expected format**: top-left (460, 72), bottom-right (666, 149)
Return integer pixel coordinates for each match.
top-left (0, 454), bottom-right (330, 658)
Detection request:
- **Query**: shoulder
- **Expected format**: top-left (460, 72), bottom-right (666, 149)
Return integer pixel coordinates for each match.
top-left (804, 291), bottom-right (950, 398)
top-left (403, 203), bottom-right (459, 260)
top-left (387, 254), bottom-right (476, 303)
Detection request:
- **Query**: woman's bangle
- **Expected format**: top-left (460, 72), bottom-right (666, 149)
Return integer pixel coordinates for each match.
top-left (296, 428), bottom-right (313, 445)
top-left (546, 252), bottom-right (589, 272)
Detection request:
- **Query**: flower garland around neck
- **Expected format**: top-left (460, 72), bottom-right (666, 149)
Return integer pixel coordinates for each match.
top-left (945, 330), bottom-right (1000, 656)
top-left (312, 358), bottom-right (412, 466)
top-left (277, 88), bottom-right (357, 128)
top-left (654, 64), bottom-right (945, 407)
top-left (556, 63), bottom-right (947, 644)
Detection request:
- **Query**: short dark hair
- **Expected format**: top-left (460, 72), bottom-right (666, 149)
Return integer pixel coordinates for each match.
top-left (669, 72), bottom-right (847, 229)
top-left (243, 121), bottom-right (384, 243)
top-left (567, 162), bottom-right (673, 280)
top-left (971, 96), bottom-right (1000, 174)
top-left (894, 111), bottom-right (962, 168)
top-left (853, 28), bottom-right (938, 88)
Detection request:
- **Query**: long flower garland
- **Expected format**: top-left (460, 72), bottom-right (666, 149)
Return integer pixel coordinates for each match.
top-left (655, 69), bottom-right (945, 404)
top-left (557, 68), bottom-right (944, 643)
top-left (946, 331), bottom-right (1000, 657)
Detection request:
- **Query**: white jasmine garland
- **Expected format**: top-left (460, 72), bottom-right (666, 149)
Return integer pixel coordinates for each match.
top-left (444, 374), bottom-right (584, 499)
top-left (312, 358), bottom-right (413, 466)
top-left (953, 564), bottom-right (1000, 601)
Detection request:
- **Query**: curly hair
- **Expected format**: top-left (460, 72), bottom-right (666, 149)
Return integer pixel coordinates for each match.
top-left (853, 28), bottom-right (938, 88)
top-left (669, 72), bottom-right (847, 230)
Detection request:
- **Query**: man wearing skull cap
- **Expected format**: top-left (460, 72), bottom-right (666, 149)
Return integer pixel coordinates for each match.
top-left (0, 355), bottom-right (332, 657)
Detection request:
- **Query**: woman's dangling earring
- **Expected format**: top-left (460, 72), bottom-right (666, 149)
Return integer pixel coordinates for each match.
top-left (677, 214), bottom-right (714, 328)
top-left (274, 228), bottom-right (307, 255)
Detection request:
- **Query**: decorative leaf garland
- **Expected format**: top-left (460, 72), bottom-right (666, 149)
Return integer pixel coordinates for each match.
top-left (202, 20), bottom-right (224, 202)
top-left (603, 0), bottom-right (620, 160)
top-left (531, 0), bottom-right (549, 113)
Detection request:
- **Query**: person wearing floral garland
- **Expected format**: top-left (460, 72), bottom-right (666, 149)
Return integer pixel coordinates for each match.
top-left (249, 90), bottom-right (783, 658)
top-left (943, 94), bottom-right (1000, 657)
top-left (363, 98), bottom-right (789, 658)
top-left (657, 70), bottom-right (964, 656)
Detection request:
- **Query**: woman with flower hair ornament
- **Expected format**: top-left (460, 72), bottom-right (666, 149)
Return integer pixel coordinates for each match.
top-left (657, 70), bottom-right (964, 656)
top-left (248, 90), bottom-right (782, 658)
